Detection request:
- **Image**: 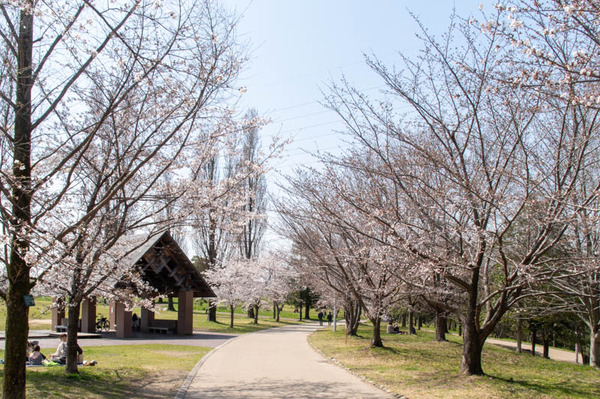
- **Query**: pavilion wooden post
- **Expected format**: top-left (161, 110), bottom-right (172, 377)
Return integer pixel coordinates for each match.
top-left (115, 302), bottom-right (132, 338)
top-left (51, 306), bottom-right (65, 331)
top-left (177, 290), bottom-right (194, 335)
top-left (141, 302), bottom-right (155, 333)
top-left (81, 297), bottom-right (97, 333)
top-left (109, 301), bottom-right (116, 330)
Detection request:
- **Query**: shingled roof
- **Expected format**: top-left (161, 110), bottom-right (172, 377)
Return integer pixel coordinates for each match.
top-left (123, 231), bottom-right (215, 298)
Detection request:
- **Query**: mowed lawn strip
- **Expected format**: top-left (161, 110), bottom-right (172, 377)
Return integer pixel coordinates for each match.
top-left (0, 344), bottom-right (210, 398)
top-left (310, 325), bottom-right (600, 399)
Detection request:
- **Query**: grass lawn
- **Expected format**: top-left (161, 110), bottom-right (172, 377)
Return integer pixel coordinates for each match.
top-left (0, 297), bottom-right (309, 333)
top-left (0, 344), bottom-right (210, 398)
top-left (310, 324), bottom-right (600, 399)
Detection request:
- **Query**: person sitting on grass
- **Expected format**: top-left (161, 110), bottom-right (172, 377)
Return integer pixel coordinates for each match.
top-left (28, 345), bottom-right (46, 366)
top-left (50, 333), bottom-right (84, 364)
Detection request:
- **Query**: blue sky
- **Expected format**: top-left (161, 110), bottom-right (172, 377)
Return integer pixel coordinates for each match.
top-left (222, 0), bottom-right (490, 248)
top-left (225, 1), bottom-right (488, 180)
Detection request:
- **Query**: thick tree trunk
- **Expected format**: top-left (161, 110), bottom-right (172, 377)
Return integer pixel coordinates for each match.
top-left (65, 301), bottom-right (81, 374)
top-left (304, 301), bottom-right (310, 320)
top-left (516, 318), bottom-right (522, 353)
top-left (208, 301), bottom-right (217, 322)
top-left (253, 305), bottom-right (259, 324)
top-left (167, 296), bottom-right (176, 312)
top-left (370, 317), bottom-right (383, 348)
top-left (4, 7), bottom-right (34, 399)
top-left (4, 276), bottom-right (30, 399)
top-left (590, 328), bottom-right (600, 368)
top-left (542, 327), bottom-right (550, 359)
top-left (276, 305), bottom-right (281, 323)
top-left (461, 317), bottom-right (484, 375)
top-left (435, 313), bottom-right (447, 342)
top-left (229, 305), bottom-right (234, 328)
top-left (344, 302), bottom-right (360, 336)
top-left (401, 314), bottom-right (406, 328)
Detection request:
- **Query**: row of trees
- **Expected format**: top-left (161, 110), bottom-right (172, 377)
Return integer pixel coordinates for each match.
top-left (0, 0), bottom-right (282, 396)
top-left (278, 0), bottom-right (600, 376)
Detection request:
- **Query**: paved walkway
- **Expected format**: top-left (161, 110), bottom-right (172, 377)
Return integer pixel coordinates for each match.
top-left (0, 330), bottom-right (236, 351)
top-left (183, 322), bottom-right (393, 399)
top-left (486, 337), bottom-right (582, 364)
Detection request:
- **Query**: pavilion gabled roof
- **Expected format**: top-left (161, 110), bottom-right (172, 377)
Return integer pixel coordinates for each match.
top-left (124, 231), bottom-right (215, 298)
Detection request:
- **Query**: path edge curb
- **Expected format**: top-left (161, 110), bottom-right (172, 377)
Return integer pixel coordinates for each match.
top-left (174, 333), bottom-right (243, 399)
top-left (306, 330), bottom-right (406, 399)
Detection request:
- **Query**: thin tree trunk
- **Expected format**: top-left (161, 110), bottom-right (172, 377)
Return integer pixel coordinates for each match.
top-left (65, 301), bottom-right (81, 374)
top-left (401, 314), bottom-right (406, 328)
top-left (418, 315), bottom-right (422, 330)
top-left (230, 304), bottom-right (234, 328)
top-left (253, 305), bottom-right (259, 324)
top-left (273, 302), bottom-right (276, 319)
top-left (371, 317), bottom-right (383, 348)
top-left (531, 329), bottom-right (537, 356)
top-left (304, 301), bottom-right (310, 320)
top-left (435, 313), bottom-right (447, 342)
top-left (276, 305), bottom-right (281, 322)
top-left (516, 318), bottom-right (522, 353)
top-left (408, 311), bottom-right (415, 334)
top-left (590, 328), bottom-right (600, 368)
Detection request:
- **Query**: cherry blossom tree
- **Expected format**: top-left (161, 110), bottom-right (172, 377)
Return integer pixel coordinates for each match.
top-left (317, 11), bottom-right (600, 374)
top-left (0, 0), bottom-right (247, 391)
top-left (277, 168), bottom-right (404, 347)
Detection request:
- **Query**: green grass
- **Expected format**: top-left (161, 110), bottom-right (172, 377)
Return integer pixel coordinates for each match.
top-left (0, 297), bottom-right (310, 333)
top-left (310, 324), bottom-right (600, 399)
top-left (0, 344), bottom-right (210, 398)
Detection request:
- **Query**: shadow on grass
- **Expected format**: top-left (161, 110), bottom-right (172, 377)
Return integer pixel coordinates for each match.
top-left (485, 374), bottom-right (597, 398)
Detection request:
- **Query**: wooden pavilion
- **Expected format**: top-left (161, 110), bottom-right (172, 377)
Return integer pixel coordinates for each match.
top-left (51, 231), bottom-right (215, 338)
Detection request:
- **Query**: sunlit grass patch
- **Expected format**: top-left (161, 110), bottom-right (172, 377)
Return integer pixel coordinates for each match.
top-left (310, 324), bottom-right (600, 399)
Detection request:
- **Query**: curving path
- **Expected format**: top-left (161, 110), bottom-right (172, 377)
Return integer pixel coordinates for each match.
top-left (182, 322), bottom-right (393, 399)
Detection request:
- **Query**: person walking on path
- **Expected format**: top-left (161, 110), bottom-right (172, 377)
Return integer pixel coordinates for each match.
top-left (327, 312), bottom-right (333, 326)
top-left (182, 322), bottom-right (393, 398)
top-left (318, 311), bottom-right (324, 326)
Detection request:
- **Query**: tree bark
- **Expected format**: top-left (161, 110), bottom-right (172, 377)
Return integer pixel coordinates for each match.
top-left (4, 7), bottom-right (34, 399)
top-left (408, 310), bottom-right (415, 334)
top-left (531, 329), bottom-right (537, 356)
top-left (370, 317), bottom-right (383, 348)
top-left (304, 301), bottom-right (310, 320)
top-left (516, 318), bottom-right (522, 353)
top-left (461, 316), bottom-right (484, 375)
top-left (208, 301), bottom-right (217, 322)
top-left (273, 302), bottom-right (276, 319)
top-left (344, 302), bottom-right (360, 336)
top-left (167, 296), bottom-right (176, 312)
top-left (229, 304), bottom-right (234, 328)
top-left (253, 305), bottom-right (259, 324)
top-left (435, 313), bottom-right (447, 342)
top-left (65, 301), bottom-right (81, 374)
top-left (590, 328), bottom-right (600, 368)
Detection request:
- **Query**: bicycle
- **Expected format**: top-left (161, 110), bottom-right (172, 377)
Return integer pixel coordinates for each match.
top-left (96, 315), bottom-right (109, 332)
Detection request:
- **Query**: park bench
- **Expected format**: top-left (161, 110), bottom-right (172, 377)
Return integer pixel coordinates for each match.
top-left (148, 326), bottom-right (169, 334)
top-left (55, 325), bottom-right (67, 332)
